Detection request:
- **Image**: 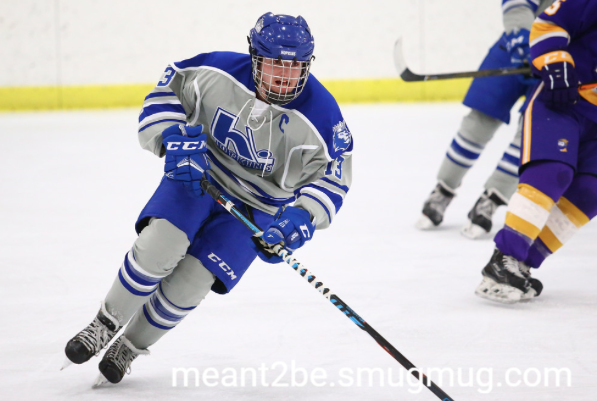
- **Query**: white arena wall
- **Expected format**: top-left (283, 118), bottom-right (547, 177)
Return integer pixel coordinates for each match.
top-left (0, 0), bottom-right (505, 109)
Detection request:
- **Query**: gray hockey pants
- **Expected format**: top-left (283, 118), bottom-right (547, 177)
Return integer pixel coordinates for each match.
top-left (104, 218), bottom-right (215, 349)
top-left (437, 109), bottom-right (522, 201)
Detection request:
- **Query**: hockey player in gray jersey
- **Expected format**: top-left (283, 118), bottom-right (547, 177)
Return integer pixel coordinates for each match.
top-left (63, 12), bottom-right (353, 385)
top-left (417, 0), bottom-right (553, 238)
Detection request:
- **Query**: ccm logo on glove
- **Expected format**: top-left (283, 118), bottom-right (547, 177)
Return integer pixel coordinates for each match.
top-left (165, 141), bottom-right (206, 151)
top-left (162, 124), bottom-right (210, 197)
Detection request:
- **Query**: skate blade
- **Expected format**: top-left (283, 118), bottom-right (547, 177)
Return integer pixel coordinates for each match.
top-left (61, 358), bottom-right (73, 371)
top-left (520, 288), bottom-right (538, 300)
top-left (415, 214), bottom-right (435, 230)
top-left (461, 222), bottom-right (488, 239)
top-left (92, 374), bottom-right (109, 388)
top-left (475, 277), bottom-right (523, 304)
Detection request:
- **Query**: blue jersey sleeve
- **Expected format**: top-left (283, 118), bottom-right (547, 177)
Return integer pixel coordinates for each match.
top-left (287, 75), bottom-right (353, 161)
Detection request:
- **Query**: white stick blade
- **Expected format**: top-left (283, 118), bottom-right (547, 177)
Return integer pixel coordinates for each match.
top-left (393, 37), bottom-right (407, 74)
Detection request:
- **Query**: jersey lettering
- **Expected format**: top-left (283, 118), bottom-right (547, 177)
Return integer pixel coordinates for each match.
top-left (279, 114), bottom-right (289, 133)
top-left (210, 107), bottom-right (275, 172)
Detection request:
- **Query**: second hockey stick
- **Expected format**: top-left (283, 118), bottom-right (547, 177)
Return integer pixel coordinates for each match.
top-left (393, 37), bottom-right (531, 81)
top-left (199, 176), bottom-right (456, 401)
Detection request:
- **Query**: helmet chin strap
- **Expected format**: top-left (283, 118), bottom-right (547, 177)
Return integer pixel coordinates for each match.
top-left (255, 87), bottom-right (270, 105)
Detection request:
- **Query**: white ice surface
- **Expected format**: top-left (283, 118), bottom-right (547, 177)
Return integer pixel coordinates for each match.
top-left (1, 104), bottom-right (595, 401)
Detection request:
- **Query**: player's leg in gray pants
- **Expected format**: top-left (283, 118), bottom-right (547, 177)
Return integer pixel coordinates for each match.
top-left (437, 109), bottom-right (503, 191)
top-left (103, 218), bottom-right (190, 326)
top-left (483, 114), bottom-right (523, 202)
top-left (123, 254), bottom-right (215, 349)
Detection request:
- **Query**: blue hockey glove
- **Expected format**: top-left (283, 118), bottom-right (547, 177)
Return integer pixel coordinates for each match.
top-left (504, 29), bottom-right (537, 85)
top-left (250, 207), bottom-right (315, 264)
top-left (162, 124), bottom-right (210, 197)
top-left (263, 206), bottom-right (315, 250)
top-left (534, 52), bottom-right (579, 107)
top-left (250, 235), bottom-right (290, 264)
top-left (505, 29), bottom-right (531, 66)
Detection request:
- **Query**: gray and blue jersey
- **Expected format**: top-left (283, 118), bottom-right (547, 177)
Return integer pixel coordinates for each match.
top-left (502, 0), bottom-right (554, 33)
top-left (138, 52), bottom-right (352, 230)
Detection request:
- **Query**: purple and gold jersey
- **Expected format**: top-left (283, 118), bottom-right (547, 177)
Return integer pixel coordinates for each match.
top-left (530, 0), bottom-right (597, 109)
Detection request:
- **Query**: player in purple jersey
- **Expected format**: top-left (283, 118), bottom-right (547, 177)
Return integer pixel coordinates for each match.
top-left (475, 0), bottom-right (597, 304)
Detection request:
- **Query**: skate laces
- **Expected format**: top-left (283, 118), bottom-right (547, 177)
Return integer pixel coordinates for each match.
top-left (75, 317), bottom-right (116, 355)
top-left (475, 194), bottom-right (498, 219)
top-left (501, 254), bottom-right (526, 278)
top-left (519, 262), bottom-right (532, 278)
top-left (427, 186), bottom-right (452, 212)
top-left (105, 337), bottom-right (149, 376)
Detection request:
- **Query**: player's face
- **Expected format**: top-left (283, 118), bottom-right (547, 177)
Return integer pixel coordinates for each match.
top-left (257, 58), bottom-right (303, 97)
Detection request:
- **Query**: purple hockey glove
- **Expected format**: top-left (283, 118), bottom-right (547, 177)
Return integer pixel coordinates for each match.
top-left (162, 124), bottom-right (210, 197)
top-left (533, 51), bottom-right (579, 107)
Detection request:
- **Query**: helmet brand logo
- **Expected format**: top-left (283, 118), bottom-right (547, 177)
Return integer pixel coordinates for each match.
top-left (255, 18), bottom-right (264, 33)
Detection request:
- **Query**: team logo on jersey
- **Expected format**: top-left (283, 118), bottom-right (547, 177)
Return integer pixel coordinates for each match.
top-left (558, 139), bottom-right (568, 152)
top-left (332, 120), bottom-right (352, 153)
top-left (211, 107), bottom-right (275, 173)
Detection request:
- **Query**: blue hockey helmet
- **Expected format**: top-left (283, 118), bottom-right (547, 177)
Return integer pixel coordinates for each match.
top-left (249, 13), bottom-right (315, 105)
top-left (249, 13), bottom-right (314, 61)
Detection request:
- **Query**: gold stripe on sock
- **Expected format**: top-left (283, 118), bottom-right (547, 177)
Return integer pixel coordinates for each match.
top-left (558, 197), bottom-right (590, 227)
top-left (505, 212), bottom-right (541, 239)
top-left (517, 183), bottom-right (555, 211)
top-left (538, 226), bottom-right (564, 253)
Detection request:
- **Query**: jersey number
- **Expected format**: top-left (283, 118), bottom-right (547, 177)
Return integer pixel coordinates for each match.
top-left (545, 0), bottom-right (562, 15)
top-left (157, 67), bottom-right (175, 87)
top-left (325, 156), bottom-right (345, 179)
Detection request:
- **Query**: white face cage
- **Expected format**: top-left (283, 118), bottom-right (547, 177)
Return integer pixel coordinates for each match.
top-left (251, 55), bottom-right (312, 105)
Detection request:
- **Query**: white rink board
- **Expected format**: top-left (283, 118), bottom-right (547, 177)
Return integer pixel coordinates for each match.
top-left (0, 104), bottom-right (595, 400)
top-left (1, 0), bottom-right (504, 86)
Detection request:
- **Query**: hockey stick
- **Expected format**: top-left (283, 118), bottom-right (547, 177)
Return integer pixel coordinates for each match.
top-left (200, 177), bottom-right (456, 401)
top-left (393, 37), bottom-right (531, 81)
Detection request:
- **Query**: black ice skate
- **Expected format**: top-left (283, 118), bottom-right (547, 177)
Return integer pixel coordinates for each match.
top-left (416, 182), bottom-right (455, 229)
top-left (475, 249), bottom-right (542, 303)
top-left (519, 262), bottom-right (544, 300)
top-left (64, 302), bottom-right (121, 367)
top-left (96, 335), bottom-right (149, 385)
top-left (461, 189), bottom-right (507, 239)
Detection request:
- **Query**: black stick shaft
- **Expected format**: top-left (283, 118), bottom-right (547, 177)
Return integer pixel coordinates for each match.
top-left (200, 178), bottom-right (455, 401)
top-left (400, 66), bottom-right (531, 82)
